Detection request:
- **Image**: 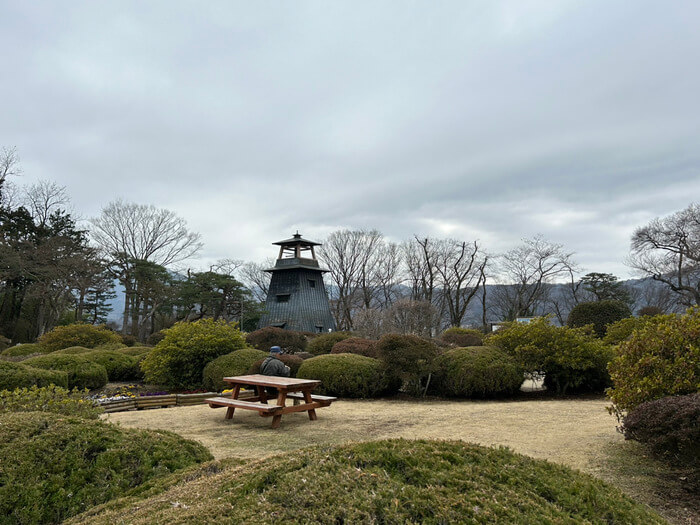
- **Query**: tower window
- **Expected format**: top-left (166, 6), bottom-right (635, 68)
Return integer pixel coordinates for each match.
top-left (308, 279), bottom-right (316, 288)
top-left (276, 294), bottom-right (290, 303)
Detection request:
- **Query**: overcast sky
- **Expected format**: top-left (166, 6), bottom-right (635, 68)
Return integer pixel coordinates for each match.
top-left (2, 1), bottom-right (699, 278)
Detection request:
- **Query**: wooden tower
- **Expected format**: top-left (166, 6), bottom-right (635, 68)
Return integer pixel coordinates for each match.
top-left (257, 232), bottom-right (336, 333)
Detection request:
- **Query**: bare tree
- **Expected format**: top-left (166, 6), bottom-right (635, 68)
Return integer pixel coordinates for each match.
top-left (239, 259), bottom-right (273, 303)
top-left (493, 236), bottom-right (577, 321)
top-left (0, 146), bottom-right (22, 191)
top-left (629, 203), bottom-right (700, 306)
top-left (434, 239), bottom-right (488, 328)
top-left (23, 180), bottom-right (70, 228)
top-left (89, 200), bottom-right (203, 334)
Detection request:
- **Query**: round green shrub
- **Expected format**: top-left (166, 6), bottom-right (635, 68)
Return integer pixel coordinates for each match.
top-left (487, 317), bottom-right (613, 395)
top-left (23, 354), bottom-right (108, 390)
top-left (0, 361), bottom-right (69, 390)
top-left (432, 346), bottom-right (524, 398)
top-left (307, 331), bottom-right (352, 356)
top-left (83, 351), bottom-right (141, 381)
top-left (93, 341), bottom-right (127, 351)
top-left (38, 324), bottom-right (123, 352)
top-left (297, 353), bottom-right (393, 398)
top-left (141, 319), bottom-right (247, 389)
top-left (376, 334), bottom-right (440, 397)
top-left (245, 326), bottom-right (308, 354)
top-left (0, 411), bottom-right (213, 524)
top-left (439, 327), bottom-right (484, 347)
top-left (1, 343), bottom-right (48, 357)
top-left (116, 346), bottom-right (152, 357)
top-left (73, 439), bottom-right (666, 524)
top-left (202, 348), bottom-right (268, 391)
top-left (330, 337), bottom-right (378, 358)
top-left (607, 308), bottom-right (700, 413)
top-left (622, 393), bottom-right (699, 466)
top-left (52, 346), bottom-right (92, 355)
top-left (567, 300), bottom-right (632, 338)
top-left (248, 354), bottom-right (304, 378)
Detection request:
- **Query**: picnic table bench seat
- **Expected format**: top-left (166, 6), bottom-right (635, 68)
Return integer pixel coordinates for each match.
top-left (285, 392), bottom-right (337, 406)
top-left (206, 396), bottom-right (283, 413)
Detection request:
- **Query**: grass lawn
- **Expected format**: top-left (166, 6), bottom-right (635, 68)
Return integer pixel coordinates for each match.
top-left (105, 394), bottom-right (698, 524)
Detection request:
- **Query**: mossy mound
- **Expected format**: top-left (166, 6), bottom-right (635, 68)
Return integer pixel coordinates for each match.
top-left (0, 361), bottom-right (69, 391)
top-left (82, 351), bottom-right (141, 381)
top-left (297, 353), bottom-right (397, 398)
top-left (67, 439), bottom-right (665, 525)
top-left (52, 346), bottom-right (93, 355)
top-left (116, 346), bottom-right (152, 357)
top-left (0, 411), bottom-right (213, 524)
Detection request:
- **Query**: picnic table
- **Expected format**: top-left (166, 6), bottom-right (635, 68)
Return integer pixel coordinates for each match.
top-left (206, 374), bottom-right (336, 429)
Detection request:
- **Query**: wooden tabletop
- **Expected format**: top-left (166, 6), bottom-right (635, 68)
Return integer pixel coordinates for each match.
top-left (222, 374), bottom-right (321, 389)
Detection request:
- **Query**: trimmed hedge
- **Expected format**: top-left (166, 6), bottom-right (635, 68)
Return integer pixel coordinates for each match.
top-left (432, 346), bottom-right (524, 398)
top-left (141, 319), bottom-right (247, 389)
top-left (297, 354), bottom-right (395, 398)
top-left (621, 393), bottom-right (700, 466)
top-left (52, 346), bottom-right (92, 355)
top-left (245, 327), bottom-right (308, 354)
top-left (376, 334), bottom-right (440, 397)
top-left (1, 343), bottom-right (48, 358)
top-left (439, 327), bottom-right (484, 347)
top-left (116, 346), bottom-right (152, 357)
top-left (22, 354), bottom-right (108, 390)
top-left (330, 337), bottom-right (378, 358)
top-left (38, 324), bottom-right (122, 352)
top-left (607, 308), bottom-right (700, 412)
top-left (0, 361), bottom-right (69, 391)
top-left (248, 354), bottom-right (304, 378)
top-left (603, 316), bottom-right (652, 346)
top-left (567, 300), bottom-right (632, 338)
top-left (0, 411), bottom-right (213, 524)
top-left (202, 349), bottom-right (268, 391)
top-left (83, 351), bottom-right (141, 381)
top-left (307, 332), bottom-right (352, 356)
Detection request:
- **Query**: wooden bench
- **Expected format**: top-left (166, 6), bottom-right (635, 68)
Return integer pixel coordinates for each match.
top-left (285, 392), bottom-right (337, 406)
top-left (206, 397), bottom-right (283, 420)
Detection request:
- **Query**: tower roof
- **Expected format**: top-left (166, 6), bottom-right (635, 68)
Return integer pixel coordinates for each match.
top-left (272, 232), bottom-right (321, 247)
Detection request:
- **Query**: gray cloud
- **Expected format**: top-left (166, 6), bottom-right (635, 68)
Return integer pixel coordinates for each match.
top-left (1, 0), bottom-right (698, 277)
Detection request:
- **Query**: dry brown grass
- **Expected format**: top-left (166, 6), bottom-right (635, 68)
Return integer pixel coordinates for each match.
top-left (105, 395), bottom-right (699, 524)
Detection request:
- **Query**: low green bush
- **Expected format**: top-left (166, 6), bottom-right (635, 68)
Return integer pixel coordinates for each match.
top-left (567, 300), bottom-right (632, 338)
top-left (0, 361), bottom-right (69, 391)
top-left (487, 317), bottom-right (613, 395)
top-left (116, 346), bottom-right (152, 357)
top-left (297, 353), bottom-right (395, 398)
top-left (330, 337), bottom-right (378, 358)
top-left (248, 354), bottom-right (304, 378)
top-left (38, 324), bottom-right (122, 352)
top-left (439, 327), bottom-right (484, 347)
top-left (83, 351), bottom-right (141, 381)
top-left (0, 385), bottom-right (101, 419)
top-left (0, 411), bottom-right (213, 524)
top-left (607, 308), bottom-right (700, 413)
top-left (69, 439), bottom-right (666, 524)
top-left (1, 343), bottom-right (48, 357)
top-left (432, 346), bottom-right (524, 398)
top-left (141, 319), bottom-right (247, 389)
top-left (245, 327), bottom-right (308, 354)
top-left (52, 346), bottom-right (92, 355)
top-left (307, 331), bottom-right (352, 356)
top-left (202, 349), bottom-right (268, 391)
top-left (93, 341), bottom-right (127, 351)
top-left (376, 334), bottom-right (440, 397)
top-left (23, 354), bottom-right (108, 390)
top-left (621, 393), bottom-right (700, 467)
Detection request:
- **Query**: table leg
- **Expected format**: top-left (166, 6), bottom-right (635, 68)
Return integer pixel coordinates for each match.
top-left (271, 390), bottom-right (287, 429)
top-left (256, 385), bottom-right (268, 403)
top-left (225, 384), bottom-right (241, 420)
top-left (303, 390), bottom-right (318, 421)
